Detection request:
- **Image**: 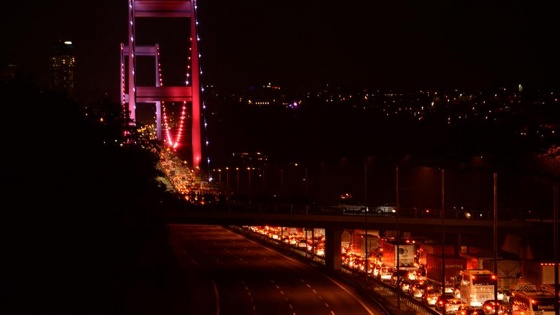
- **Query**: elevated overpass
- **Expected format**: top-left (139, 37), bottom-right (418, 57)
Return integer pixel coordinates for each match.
top-left (166, 205), bottom-right (533, 234)
top-left (166, 203), bottom-right (547, 272)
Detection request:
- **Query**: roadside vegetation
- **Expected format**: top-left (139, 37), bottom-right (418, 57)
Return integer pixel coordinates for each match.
top-left (1, 77), bottom-right (188, 314)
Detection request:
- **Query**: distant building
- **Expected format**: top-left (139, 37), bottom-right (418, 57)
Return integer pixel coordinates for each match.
top-left (49, 40), bottom-right (76, 96)
top-left (231, 151), bottom-right (269, 168)
top-left (246, 82), bottom-right (287, 106)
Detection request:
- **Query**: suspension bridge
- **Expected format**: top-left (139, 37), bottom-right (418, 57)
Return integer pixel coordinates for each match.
top-left (120, 0), bottom-right (203, 170)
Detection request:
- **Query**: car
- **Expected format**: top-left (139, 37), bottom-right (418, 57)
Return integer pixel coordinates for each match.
top-left (374, 203), bottom-right (397, 215)
top-left (422, 287), bottom-right (441, 306)
top-left (409, 280), bottom-right (430, 299)
top-left (390, 269), bottom-right (412, 286)
top-left (398, 278), bottom-right (414, 294)
top-left (374, 265), bottom-right (393, 281)
top-left (481, 299), bottom-right (512, 315)
top-left (296, 239), bottom-right (308, 248)
top-left (337, 193), bottom-right (369, 215)
top-left (435, 293), bottom-right (462, 314)
top-left (457, 304), bottom-right (485, 315)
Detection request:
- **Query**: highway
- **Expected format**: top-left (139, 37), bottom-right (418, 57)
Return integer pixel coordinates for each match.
top-left (169, 224), bottom-right (386, 315)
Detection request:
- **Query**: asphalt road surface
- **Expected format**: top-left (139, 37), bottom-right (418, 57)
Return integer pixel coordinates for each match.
top-left (170, 224), bottom-right (384, 315)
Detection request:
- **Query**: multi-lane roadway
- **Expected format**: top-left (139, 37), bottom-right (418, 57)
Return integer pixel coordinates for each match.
top-left (170, 224), bottom-right (386, 315)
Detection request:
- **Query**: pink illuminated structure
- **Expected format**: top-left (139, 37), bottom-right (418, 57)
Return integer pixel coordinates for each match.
top-left (120, 0), bottom-right (202, 169)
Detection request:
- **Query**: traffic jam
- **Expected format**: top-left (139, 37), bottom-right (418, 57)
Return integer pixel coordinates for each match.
top-left (239, 225), bottom-right (558, 315)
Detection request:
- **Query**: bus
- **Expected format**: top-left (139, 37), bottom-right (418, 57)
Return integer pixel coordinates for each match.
top-left (458, 269), bottom-right (498, 307)
top-left (511, 290), bottom-right (557, 315)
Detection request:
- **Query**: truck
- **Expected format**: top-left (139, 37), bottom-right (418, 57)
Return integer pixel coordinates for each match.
top-left (520, 261), bottom-right (560, 289)
top-left (425, 254), bottom-right (466, 289)
top-left (348, 230), bottom-right (380, 257)
top-left (418, 243), bottom-right (455, 267)
top-left (457, 269), bottom-right (498, 307)
top-left (380, 238), bottom-right (416, 269)
top-left (460, 250), bottom-right (521, 290)
top-left (481, 259), bottom-right (521, 290)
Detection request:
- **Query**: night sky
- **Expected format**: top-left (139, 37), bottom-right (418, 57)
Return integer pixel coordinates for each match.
top-left (2, 1), bottom-right (559, 101)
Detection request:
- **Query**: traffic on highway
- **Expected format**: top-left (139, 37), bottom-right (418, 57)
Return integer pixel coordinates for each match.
top-left (232, 225), bottom-right (558, 315)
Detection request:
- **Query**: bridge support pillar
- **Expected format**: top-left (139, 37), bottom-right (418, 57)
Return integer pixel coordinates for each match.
top-left (325, 228), bottom-right (343, 272)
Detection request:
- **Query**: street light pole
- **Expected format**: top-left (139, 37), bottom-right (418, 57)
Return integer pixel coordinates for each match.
top-left (280, 168), bottom-right (284, 199)
top-left (261, 166), bottom-right (266, 197)
top-left (364, 162), bottom-right (368, 279)
top-left (396, 164), bottom-right (401, 310)
top-left (396, 165), bottom-right (400, 212)
top-left (553, 182), bottom-right (559, 315)
top-left (493, 172), bottom-right (498, 302)
top-left (225, 167), bottom-right (230, 193)
top-left (236, 167), bottom-right (240, 194)
top-left (247, 167), bottom-right (251, 200)
top-left (304, 167), bottom-right (308, 197)
top-left (247, 167), bottom-right (252, 199)
top-left (441, 168), bottom-right (446, 295)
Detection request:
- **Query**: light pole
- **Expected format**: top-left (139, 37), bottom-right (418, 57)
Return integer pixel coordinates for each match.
top-left (261, 166), bottom-right (265, 197)
top-left (225, 167), bottom-right (230, 193)
top-left (235, 167), bottom-right (240, 194)
top-left (441, 168), bottom-right (446, 295)
top-left (396, 165), bottom-right (400, 214)
top-left (396, 164), bottom-right (401, 310)
top-left (553, 182), bottom-right (559, 315)
top-left (304, 167), bottom-right (308, 197)
top-left (493, 172), bottom-right (498, 302)
top-left (280, 168), bottom-right (284, 199)
top-left (247, 167), bottom-right (252, 199)
top-left (364, 160), bottom-right (369, 279)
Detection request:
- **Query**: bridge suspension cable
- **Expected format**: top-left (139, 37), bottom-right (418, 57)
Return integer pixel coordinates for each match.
top-left (121, 0), bottom-right (203, 169)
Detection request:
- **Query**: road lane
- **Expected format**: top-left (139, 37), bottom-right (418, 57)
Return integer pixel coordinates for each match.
top-left (170, 224), bottom-right (381, 315)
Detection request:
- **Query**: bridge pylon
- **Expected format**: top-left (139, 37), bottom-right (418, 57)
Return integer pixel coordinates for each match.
top-left (120, 0), bottom-right (202, 170)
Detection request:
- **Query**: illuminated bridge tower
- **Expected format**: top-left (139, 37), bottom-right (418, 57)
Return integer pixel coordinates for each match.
top-left (120, 0), bottom-right (202, 169)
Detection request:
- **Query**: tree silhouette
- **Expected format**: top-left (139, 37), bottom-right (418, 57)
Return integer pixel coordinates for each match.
top-left (1, 76), bottom-right (188, 314)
